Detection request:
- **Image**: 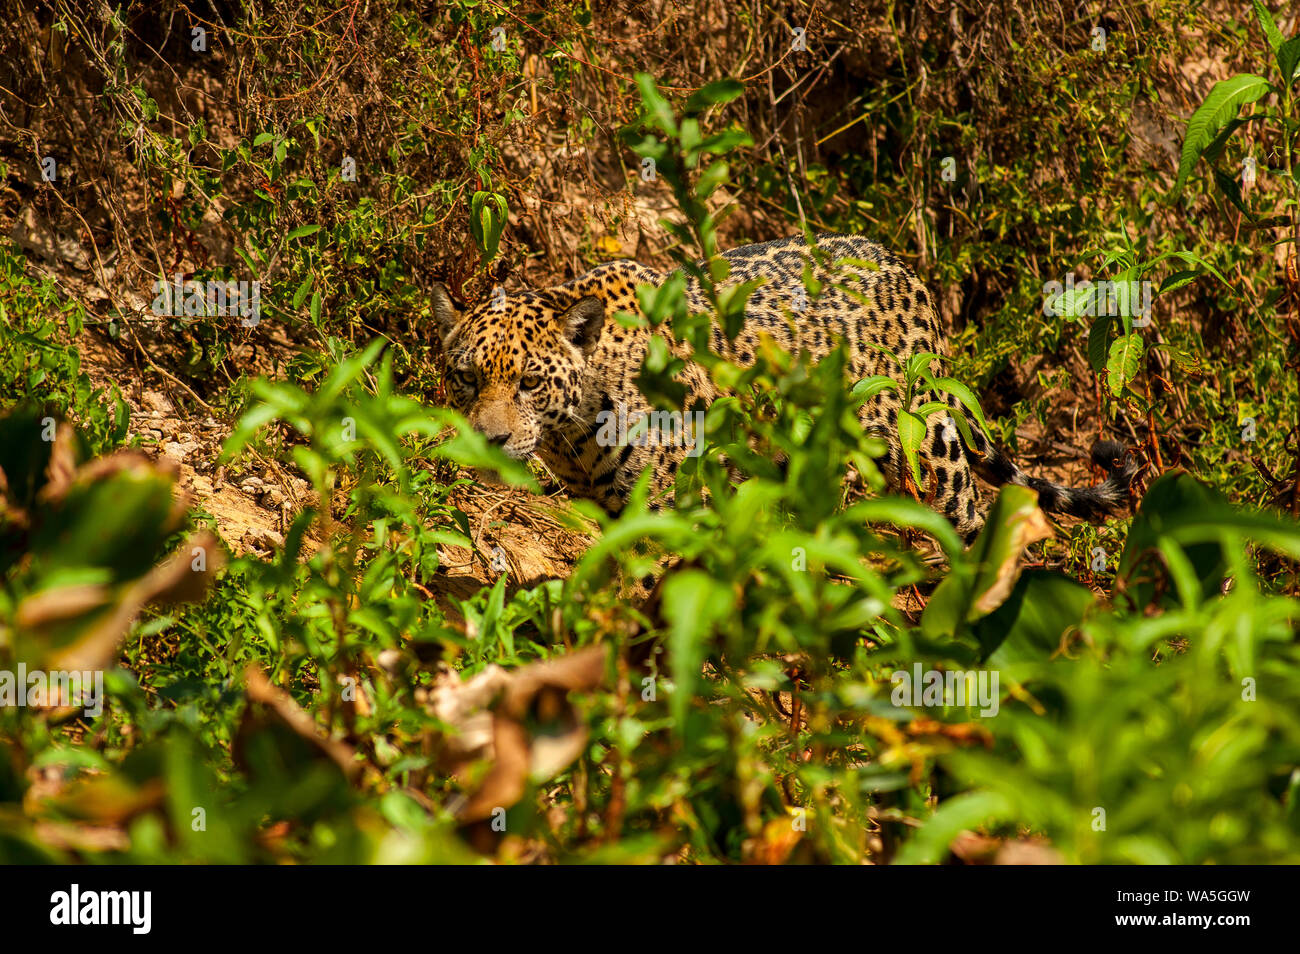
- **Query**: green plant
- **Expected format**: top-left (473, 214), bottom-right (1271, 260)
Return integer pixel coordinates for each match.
top-left (0, 243), bottom-right (128, 453)
top-left (4, 1), bottom-right (1300, 868)
top-left (852, 350), bottom-right (990, 493)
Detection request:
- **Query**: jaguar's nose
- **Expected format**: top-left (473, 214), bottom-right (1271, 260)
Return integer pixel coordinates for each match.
top-left (484, 431), bottom-right (511, 446)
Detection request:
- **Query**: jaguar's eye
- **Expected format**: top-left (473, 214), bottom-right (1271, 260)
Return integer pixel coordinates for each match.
top-left (520, 372), bottom-right (542, 391)
top-left (454, 368), bottom-right (477, 387)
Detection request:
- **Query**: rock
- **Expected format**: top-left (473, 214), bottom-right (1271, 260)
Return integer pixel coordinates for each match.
top-left (242, 527), bottom-right (284, 551)
top-left (377, 649), bottom-right (403, 675)
top-left (141, 391), bottom-right (175, 415)
top-left (9, 205), bottom-right (91, 270)
top-left (160, 439), bottom-right (200, 465)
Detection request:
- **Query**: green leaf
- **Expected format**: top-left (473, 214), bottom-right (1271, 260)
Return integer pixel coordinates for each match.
top-left (894, 791), bottom-right (1013, 865)
top-left (851, 376), bottom-right (901, 402)
top-left (905, 351), bottom-right (943, 381)
top-left (696, 129), bottom-right (752, 157)
top-left (974, 570), bottom-right (1096, 666)
top-left (1278, 36), bottom-right (1300, 88)
top-left (1201, 116), bottom-right (1249, 165)
top-left (1211, 166), bottom-right (1254, 220)
top-left (1119, 472), bottom-right (1231, 608)
top-left (943, 406), bottom-right (978, 454)
top-left (911, 400), bottom-right (951, 420)
top-left (923, 375), bottom-right (990, 431)
top-left (695, 160), bottom-right (730, 198)
top-left (1106, 333), bottom-right (1144, 397)
top-left (292, 274), bottom-right (314, 310)
top-left (1050, 282), bottom-right (1099, 320)
top-left (683, 79), bottom-right (745, 116)
top-left (1087, 314), bottom-right (1111, 373)
top-left (921, 485), bottom-right (1053, 637)
top-left (1253, 0), bottom-right (1284, 52)
top-left (634, 73), bottom-right (678, 136)
top-left (234, 246), bottom-right (260, 274)
top-left (1158, 270), bottom-right (1201, 294)
top-left (848, 498), bottom-right (965, 560)
top-left (661, 571), bottom-right (733, 730)
top-left (286, 224), bottom-right (320, 241)
top-left (1172, 74), bottom-right (1271, 199)
top-left (1166, 249), bottom-right (1232, 287)
top-left (897, 409), bottom-right (927, 489)
top-left (469, 191), bottom-right (507, 262)
top-left (432, 412), bottom-right (540, 491)
top-left (28, 468), bottom-right (178, 580)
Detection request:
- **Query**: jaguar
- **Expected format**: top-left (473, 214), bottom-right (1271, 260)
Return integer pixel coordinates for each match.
top-left (431, 233), bottom-right (1136, 537)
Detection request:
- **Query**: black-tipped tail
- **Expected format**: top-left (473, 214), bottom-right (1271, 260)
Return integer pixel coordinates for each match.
top-left (965, 424), bottom-right (1137, 520)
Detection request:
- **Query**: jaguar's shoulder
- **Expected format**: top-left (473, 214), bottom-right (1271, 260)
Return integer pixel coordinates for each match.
top-left (556, 260), bottom-right (666, 304)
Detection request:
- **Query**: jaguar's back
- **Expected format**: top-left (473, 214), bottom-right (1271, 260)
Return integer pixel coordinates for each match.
top-left (693, 234), bottom-right (944, 376)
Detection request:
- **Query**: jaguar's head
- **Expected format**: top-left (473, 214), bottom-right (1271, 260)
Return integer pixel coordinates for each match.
top-left (430, 283), bottom-right (606, 459)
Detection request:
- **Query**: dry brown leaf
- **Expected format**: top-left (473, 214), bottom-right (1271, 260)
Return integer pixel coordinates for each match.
top-left (996, 838), bottom-right (1064, 865)
top-left (906, 718), bottom-right (994, 747)
top-left (972, 504), bottom-right (1053, 616)
top-left (446, 645), bottom-right (607, 823)
top-left (33, 820), bottom-right (132, 853)
top-left (35, 421), bottom-right (79, 505)
top-left (15, 583), bottom-right (111, 628)
top-left (43, 530), bottom-right (226, 672)
top-left (30, 774), bottom-right (166, 825)
top-left (744, 814), bottom-right (804, 864)
top-left (429, 665), bottom-right (511, 770)
top-left (949, 829), bottom-right (1001, 863)
top-left (240, 666), bottom-right (360, 782)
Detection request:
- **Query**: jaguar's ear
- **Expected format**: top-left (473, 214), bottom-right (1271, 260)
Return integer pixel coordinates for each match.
top-left (560, 296), bottom-right (605, 354)
top-left (430, 282), bottom-right (462, 341)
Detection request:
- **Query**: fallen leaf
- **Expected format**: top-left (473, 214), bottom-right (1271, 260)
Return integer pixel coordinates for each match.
top-left (441, 645), bottom-right (607, 823)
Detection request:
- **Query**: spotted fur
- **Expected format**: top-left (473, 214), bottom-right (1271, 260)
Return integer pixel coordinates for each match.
top-left (431, 234), bottom-right (1136, 536)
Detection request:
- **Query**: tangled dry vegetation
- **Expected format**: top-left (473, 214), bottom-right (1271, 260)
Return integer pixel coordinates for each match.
top-left (2, 0), bottom-right (1290, 548)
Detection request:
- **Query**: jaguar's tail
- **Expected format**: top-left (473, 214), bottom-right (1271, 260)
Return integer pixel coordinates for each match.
top-left (958, 411), bottom-right (1138, 519)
